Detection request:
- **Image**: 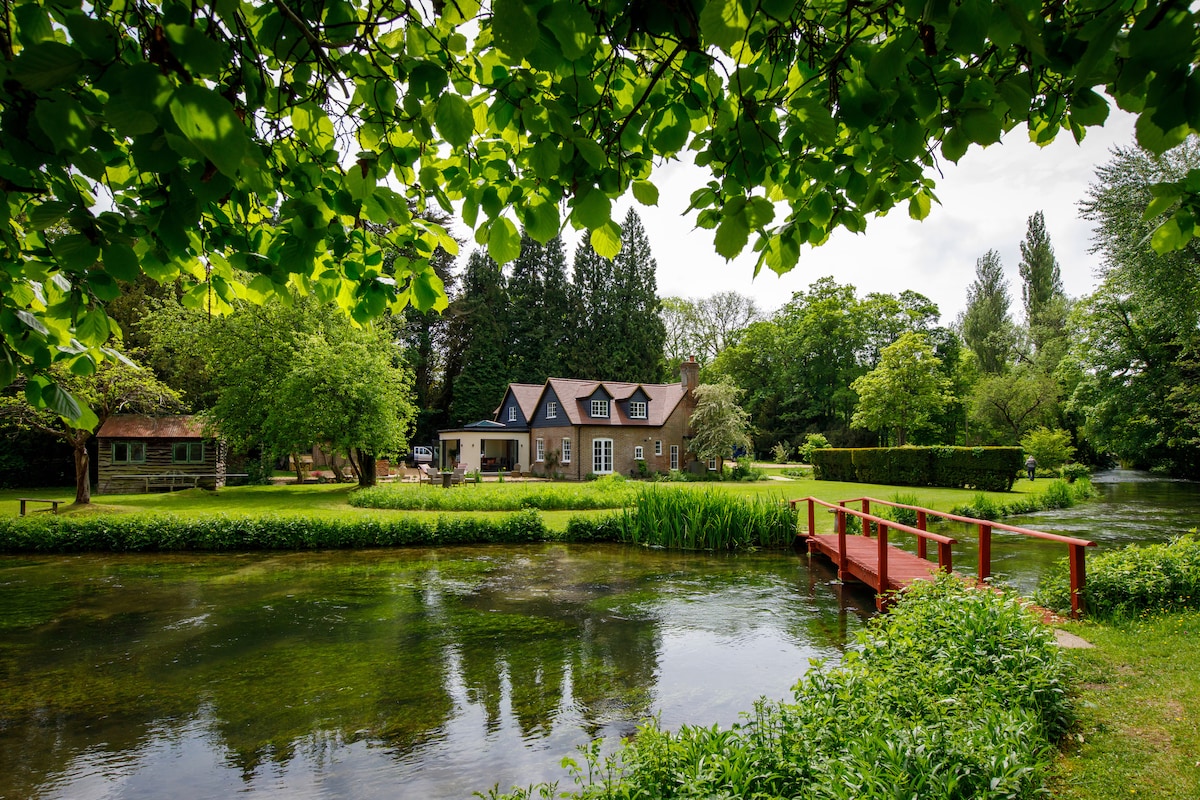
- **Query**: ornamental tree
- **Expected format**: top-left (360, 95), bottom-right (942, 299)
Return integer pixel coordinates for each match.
top-left (4, 0), bottom-right (1199, 423)
top-left (851, 332), bottom-right (950, 446)
top-left (688, 382), bottom-right (752, 472)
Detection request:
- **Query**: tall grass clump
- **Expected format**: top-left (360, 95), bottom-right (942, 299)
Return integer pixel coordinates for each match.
top-left (885, 492), bottom-right (920, 526)
top-left (618, 488), bottom-right (796, 550)
top-left (1037, 532), bottom-right (1200, 618)
top-left (484, 576), bottom-right (1070, 800)
top-left (0, 510), bottom-right (548, 552)
top-left (349, 475), bottom-right (637, 512)
top-left (952, 478), bottom-right (1094, 520)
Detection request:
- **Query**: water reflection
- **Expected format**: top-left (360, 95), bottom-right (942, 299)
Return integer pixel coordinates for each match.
top-left (0, 544), bottom-right (871, 800)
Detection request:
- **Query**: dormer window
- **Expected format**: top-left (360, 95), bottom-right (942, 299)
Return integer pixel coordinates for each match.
top-left (508, 406), bottom-right (517, 422)
top-left (547, 401), bottom-right (557, 419)
top-left (590, 399), bottom-right (609, 418)
top-left (629, 401), bottom-right (647, 419)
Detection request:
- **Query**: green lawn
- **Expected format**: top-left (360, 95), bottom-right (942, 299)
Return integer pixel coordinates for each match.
top-left (1, 476), bottom-right (1046, 530)
top-left (1051, 611), bottom-right (1200, 800)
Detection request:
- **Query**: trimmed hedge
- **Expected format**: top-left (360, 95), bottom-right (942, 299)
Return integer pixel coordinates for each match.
top-left (811, 446), bottom-right (1023, 491)
top-left (0, 511), bottom-right (551, 552)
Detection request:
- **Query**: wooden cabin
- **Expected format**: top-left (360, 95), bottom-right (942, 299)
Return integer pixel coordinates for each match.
top-left (96, 415), bottom-right (225, 494)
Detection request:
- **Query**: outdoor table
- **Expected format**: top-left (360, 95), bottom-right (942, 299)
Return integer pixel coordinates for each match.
top-left (441, 471), bottom-right (453, 488)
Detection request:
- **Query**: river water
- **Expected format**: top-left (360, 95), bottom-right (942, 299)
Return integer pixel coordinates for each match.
top-left (0, 472), bottom-right (1195, 800)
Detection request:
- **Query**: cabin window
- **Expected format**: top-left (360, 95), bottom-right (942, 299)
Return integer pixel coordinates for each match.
top-left (561, 438), bottom-right (571, 463)
top-left (535, 438), bottom-right (545, 462)
top-left (173, 442), bottom-right (205, 464)
top-left (546, 401), bottom-right (557, 419)
top-left (112, 441), bottom-right (146, 464)
top-left (628, 401), bottom-right (647, 419)
top-left (590, 399), bottom-right (609, 418)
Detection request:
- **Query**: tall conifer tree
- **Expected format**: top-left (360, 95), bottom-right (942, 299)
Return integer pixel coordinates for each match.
top-left (611, 209), bottom-right (667, 383)
top-left (446, 250), bottom-right (509, 425)
top-left (1018, 211), bottom-right (1068, 358)
top-left (960, 249), bottom-right (1014, 374)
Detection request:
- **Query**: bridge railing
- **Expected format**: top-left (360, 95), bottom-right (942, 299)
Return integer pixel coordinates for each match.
top-left (838, 496), bottom-right (1096, 618)
top-left (789, 497), bottom-right (958, 596)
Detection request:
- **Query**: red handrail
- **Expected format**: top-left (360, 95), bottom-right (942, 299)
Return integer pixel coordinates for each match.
top-left (838, 496), bottom-right (1097, 618)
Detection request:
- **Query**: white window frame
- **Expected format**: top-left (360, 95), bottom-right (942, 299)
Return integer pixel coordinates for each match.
top-left (590, 399), bottom-right (609, 418)
top-left (592, 438), bottom-right (613, 474)
top-left (670, 445), bottom-right (679, 470)
top-left (634, 445), bottom-right (644, 460)
top-left (628, 401), bottom-right (647, 419)
top-left (708, 458), bottom-right (717, 471)
top-left (508, 405), bottom-right (517, 422)
top-left (561, 438), bottom-right (571, 464)
top-left (546, 401), bottom-right (557, 419)
top-left (655, 440), bottom-right (663, 456)
top-left (535, 438), bottom-right (545, 462)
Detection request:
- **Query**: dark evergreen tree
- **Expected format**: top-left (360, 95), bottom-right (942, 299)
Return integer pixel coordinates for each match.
top-left (446, 250), bottom-right (510, 425)
top-left (540, 236), bottom-right (572, 380)
top-left (395, 240), bottom-right (458, 444)
top-left (611, 209), bottom-right (667, 383)
top-left (1017, 211), bottom-right (1068, 359)
top-left (565, 236), bottom-right (617, 379)
top-left (959, 249), bottom-right (1015, 374)
top-left (506, 235), bottom-right (572, 384)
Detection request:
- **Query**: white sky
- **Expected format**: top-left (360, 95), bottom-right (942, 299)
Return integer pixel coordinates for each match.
top-left (600, 109), bottom-right (1139, 325)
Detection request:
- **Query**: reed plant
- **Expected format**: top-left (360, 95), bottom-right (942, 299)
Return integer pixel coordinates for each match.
top-left (951, 478), bottom-right (1094, 520)
top-left (617, 488), bottom-right (796, 550)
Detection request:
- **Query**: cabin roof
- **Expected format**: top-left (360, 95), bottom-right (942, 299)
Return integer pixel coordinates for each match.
top-left (97, 415), bottom-right (206, 439)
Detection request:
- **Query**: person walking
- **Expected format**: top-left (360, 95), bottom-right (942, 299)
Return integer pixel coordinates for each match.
top-left (1025, 455), bottom-right (1037, 481)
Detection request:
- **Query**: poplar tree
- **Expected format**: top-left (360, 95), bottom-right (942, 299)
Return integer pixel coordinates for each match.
top-left (960, 250), bottom-right (1015, 374)
top-left (1018, 211), bottom-right (1068, 357)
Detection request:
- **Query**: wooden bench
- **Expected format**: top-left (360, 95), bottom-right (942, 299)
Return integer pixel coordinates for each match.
top-left (18, 498), bottom-right (60, 516)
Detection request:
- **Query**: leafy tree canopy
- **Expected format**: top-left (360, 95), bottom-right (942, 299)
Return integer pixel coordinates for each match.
top-left (688, 382), bottom-right (752, 471)
top-left (3, 0), bottom-right (1198, 423)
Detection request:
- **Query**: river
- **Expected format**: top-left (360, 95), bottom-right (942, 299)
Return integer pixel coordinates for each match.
top-left (0, 472), bottom-right (1195, 800)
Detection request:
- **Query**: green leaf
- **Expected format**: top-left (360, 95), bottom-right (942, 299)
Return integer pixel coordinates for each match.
top-left (291, 104), bottom-right (336, 149)
top-left (940, 128), bottom-right (970, 163)
top-left (52, 235), bottom-right (100, 271)
top-left (1143, 193), bottom-right (1179, 221)
top-left (102, 243), bottom-right (140, 282)
top-left (714, 212), bottom-right (750, 259)
top-left (700, 0), bottom-right (751, 54)
top-left (487, 217), bottom-right (522, 264)
top-left (35, 95), bottom-right (93, 153)
top-left (15, 4), bottom-right (54, 45)
top-left (0, 344), bottom-right (16, 388)
top-left (529, 140), bottom-right (560, 179)
top-left (1135, 112), bottom-right (1190, 155)
top-left (29, 201), bottom-right (72, 230)
top-left (1069, 89), bottom-right (1110, 128)
top-left (164, 24), bottom-right (227, 77)
top-left (43, 383), bottom-right (98, 429)
top-left (169, 84), bottom-right (248, 178)
top-left (435, 94), bottom-right (474, 148)
top-left (960, 109), bottom-right (1002, 145)
top-left (947, 0), bottom-right (990, 54)
top-left (491, 0), bottom-right (539, 61)
top-left (908, 192), bottom-right (932, 220)
top-left (521, 197), bottom-right (561, 244)
top-left (544, 2), bottom-right (593, 60)
top-left (11, 42), bottom-right (83, 90)
top-left (1150, 216), bottom-right (1188, 253)
top-left (590, 220), bottom-right (622, 260)
top-left (76, 308), bottom-right (111, 346)
top-left (632, 180), bottom-right (660, 206)
top-left (571, 188), bottom-right (611, 229)
top-left (411, 268), bottom-right (448, 312)
top-left (651, 104), bottom-right (690, 153)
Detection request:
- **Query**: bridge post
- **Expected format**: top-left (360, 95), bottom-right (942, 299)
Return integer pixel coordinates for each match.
top-left (807, 499), bottom-right (815, 537)
top-left (877, 523), bottom-right (889, 594)
top-left (978, 524), bottom-right (992, 583)
top-left (916, 510), bottom-right (927, 560)
top-left (836, 507), bottom-right (848, 578)
top-left (860, 499), bottom-right (871, 537)
top-left (1069, 543), bottom-right (1087, 618)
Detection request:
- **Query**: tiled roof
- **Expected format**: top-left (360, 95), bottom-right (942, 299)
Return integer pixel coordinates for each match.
top-left (97, 415), bottom-right (206, 439)
top-left (543, 378), bottom-right (688, 427)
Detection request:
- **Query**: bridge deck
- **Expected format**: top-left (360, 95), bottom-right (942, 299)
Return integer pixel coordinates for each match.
top-left (805, 533), bottom-right (941, 606)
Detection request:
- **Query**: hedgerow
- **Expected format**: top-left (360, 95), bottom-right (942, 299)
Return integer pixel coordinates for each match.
top-left (348, 475), bottom-right (638, 511)
top-left (484, 576), bottom-right (1070, 800)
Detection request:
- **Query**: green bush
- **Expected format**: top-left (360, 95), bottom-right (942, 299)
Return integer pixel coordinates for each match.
top-left (349, 478), bottom-right (637, 512)
top-left (812, 447), bottom-right (1022, 490)
top-left (487, 576), bottom-right (1070, 800)
top-left (1060, 462), bottom-right (1091, 482)
top-left (951, 479), bottom-right (1094, 520)
top-left (1038, 533), bottom-right (1200, 618)
top-left (1020, 427), bottom-right (1075, 471)
top-left (798, 432), bottom-right (830, 464)
top-left (0, 510), bottom-right (549, 552)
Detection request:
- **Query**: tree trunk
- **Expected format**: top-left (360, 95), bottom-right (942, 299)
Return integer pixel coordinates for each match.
top-left (292, 452), bottom-right (305, 483)
top-left (356, 449), bottom-right (377, 488)
top-left (74, 439), bottom-right (91, 505)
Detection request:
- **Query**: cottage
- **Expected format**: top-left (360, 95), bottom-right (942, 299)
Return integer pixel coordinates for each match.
top-left (439, 360), bottom-right (700, 479)
top-left (96, 415), bottom-right (225, 493)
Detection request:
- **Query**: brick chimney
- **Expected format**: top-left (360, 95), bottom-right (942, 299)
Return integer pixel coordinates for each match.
top-left (680, 356), bottom-right (699, 395)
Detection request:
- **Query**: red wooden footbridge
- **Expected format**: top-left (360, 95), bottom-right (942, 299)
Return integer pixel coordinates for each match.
top-left (790, 496), bottom-right (1097, 617)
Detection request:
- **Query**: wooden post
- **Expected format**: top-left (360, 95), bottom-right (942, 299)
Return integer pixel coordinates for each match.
top-left (916, 510), bottom-right (927, 559)
top-left (978, 524), bottom-right (992, 583)
top-left (807, 499), bottom-right (816, 538)
top-left (877, 523), bottom-right (889, 594)
top-left (1069, 543), bottom-right (1087, 619)
top-left (861, 499), bottom-right (871, 536)
top-left (937, 541), bottom-right (952, 573)
top-left (836, 507), bottom-right (848, 578)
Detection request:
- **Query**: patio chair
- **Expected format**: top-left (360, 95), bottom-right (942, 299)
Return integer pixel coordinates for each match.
top-left (449, 463), bottom-right (468, 485)
top-left (418, 464), bottom-right (436, 484)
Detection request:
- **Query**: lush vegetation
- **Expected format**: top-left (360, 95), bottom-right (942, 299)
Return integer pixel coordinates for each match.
top-left (350, 475), bottom-right (638, 512)
top-left (811, 446), bottom-right (1023, 491)
top-left (951, 478), bottom-right (1095, 520)
top-left (615, 488), bottom-right (796, 550)
top-left (1038, 533), bottom-right (1200, 619)
top-left (487, 577), bottom-right (1070, 800)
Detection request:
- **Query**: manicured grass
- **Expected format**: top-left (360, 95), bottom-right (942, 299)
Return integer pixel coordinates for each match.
top-left (1051, 611), bottom-right (1200, 800)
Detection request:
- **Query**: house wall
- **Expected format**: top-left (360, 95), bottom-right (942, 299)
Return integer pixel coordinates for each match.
top-left (499, 389), bottom-right (531, 427)
top-left (96, 437), bottom-right (219, 494)
top-left (528, 400), bottom-right (695, 479)
top-left (529, 386), bottom-right (566, 427)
